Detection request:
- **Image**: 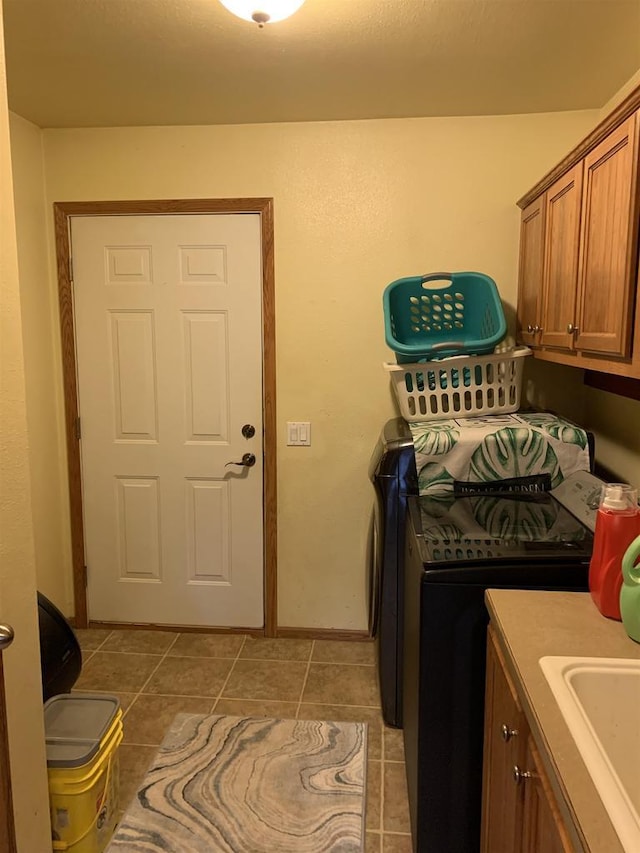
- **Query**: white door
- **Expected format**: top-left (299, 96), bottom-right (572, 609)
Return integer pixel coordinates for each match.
top-left (71, 214), bottom-right (264, 627)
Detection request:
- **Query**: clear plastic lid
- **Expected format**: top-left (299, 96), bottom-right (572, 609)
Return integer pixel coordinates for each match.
top-left (600, 483), bottom-right (638, 512)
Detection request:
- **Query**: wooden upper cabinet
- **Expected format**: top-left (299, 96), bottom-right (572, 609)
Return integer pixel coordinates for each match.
top-left (540, 163), bottom-right (584, 350)
top-left (575, 113), bottom-right (640, 356)
top-left (517, 196), bottom-right (546, 347)
top-left (516, 89), bottom-right (640, 378)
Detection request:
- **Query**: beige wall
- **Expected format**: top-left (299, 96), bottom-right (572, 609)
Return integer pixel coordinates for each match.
top-left (521, 358), bottom-right (587, 425)
top-left (584, 389), bottom-right (640, 484)
top-left (600, 67), bottom-right (640, 118)
top-left (35, 109), bottom-right (598, 629)
top-left (14, 73), bottom-right (640, 630)
top-left (0, 7), bottom-right (54, 849)
top-left (9, 112), bottom-right (73, 615)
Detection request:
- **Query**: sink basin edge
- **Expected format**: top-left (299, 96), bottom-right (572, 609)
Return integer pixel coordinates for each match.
top-left (539, 656), bottom-right (640, 853)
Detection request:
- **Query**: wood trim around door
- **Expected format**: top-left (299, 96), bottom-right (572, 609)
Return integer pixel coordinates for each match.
top-left (53, 199), bottom-right (277, 636)
top-left (0, 653), bottom-right (17, 853)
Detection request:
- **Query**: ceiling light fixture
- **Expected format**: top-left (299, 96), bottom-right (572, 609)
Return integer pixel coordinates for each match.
top-left (218, 0), bottom-right (306, 27)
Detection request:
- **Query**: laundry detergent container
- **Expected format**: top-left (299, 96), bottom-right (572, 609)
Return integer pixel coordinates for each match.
top-left (45, 694), bottom-right (123, 853)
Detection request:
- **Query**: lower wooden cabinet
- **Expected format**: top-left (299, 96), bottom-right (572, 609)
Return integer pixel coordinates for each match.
top-left (481, 627), bottom-right (573, 853)
top-left (521, 735), bottom-right (574, 853)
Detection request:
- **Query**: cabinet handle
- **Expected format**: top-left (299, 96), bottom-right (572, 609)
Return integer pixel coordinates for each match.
top-left (533, 325), bottom-right (542, 334)
top-left (526, 324), bottom-right (543, 335)
top-left (527, 324), bottom-right (534, 334)
top-left (567, 323), bottom-right (579, 335)
top-left (513, 765), bottom-right (534, 785)
top-left (501, 724), bottom-right (519, 743)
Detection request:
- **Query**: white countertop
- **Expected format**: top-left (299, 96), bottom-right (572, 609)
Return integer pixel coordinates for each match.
top-left (485, 589), bottom-right (640, 853)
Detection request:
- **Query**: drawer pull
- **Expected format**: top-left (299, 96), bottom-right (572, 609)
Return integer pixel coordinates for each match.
top-left (513, 765), bottom-right (534, 784)
top-left (501, 724), bottom-right (518, 743)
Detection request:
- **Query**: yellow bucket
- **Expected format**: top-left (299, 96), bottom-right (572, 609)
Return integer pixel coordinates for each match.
top-left (45, 696), bottom-right (123, 853)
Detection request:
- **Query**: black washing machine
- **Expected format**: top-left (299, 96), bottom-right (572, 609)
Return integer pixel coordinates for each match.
top-left (368, 415), bottom-right (595, 731)
top-left (402, 477), bottom-right (602, 853)
top-left (369, 418), bottom-right (417, 728)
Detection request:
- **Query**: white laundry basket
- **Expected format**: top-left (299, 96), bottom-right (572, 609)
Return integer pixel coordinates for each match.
top-left (384, 346), bottom-right (531, 422)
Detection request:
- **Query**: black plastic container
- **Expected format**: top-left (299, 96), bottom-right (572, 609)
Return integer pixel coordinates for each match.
top-left (37, 592), bottom-right (82, 701)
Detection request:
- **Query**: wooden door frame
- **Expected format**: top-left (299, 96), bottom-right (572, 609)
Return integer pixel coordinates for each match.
top-left (54, 199), bottom-right (277, 636)
top-left (0, 653), bottom-right (17, 853)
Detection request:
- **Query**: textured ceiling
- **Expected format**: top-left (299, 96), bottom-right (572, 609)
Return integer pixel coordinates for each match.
top-left (3, 0), bottom-right (640, 129)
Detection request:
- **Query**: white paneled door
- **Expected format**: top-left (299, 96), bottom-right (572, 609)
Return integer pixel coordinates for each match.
top-left (71, 214), bottom-right (264, 627)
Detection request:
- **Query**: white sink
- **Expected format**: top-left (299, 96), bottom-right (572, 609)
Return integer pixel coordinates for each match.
top-left (539, 656), bottom-right (640, 853)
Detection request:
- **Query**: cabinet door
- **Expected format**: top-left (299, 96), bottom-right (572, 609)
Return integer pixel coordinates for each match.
top-left (575, 113), bottom-right (640, 356)
top-left (540, 163), bottom-right (583, 350)
top-left (517, 196), bottom-right (546, 347)
top-left (481, 629), bottom-right (527, 853)
top-left (521, 735), bottom-right (573, 853)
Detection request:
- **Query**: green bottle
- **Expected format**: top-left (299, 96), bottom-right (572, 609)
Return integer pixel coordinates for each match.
top-left (621, 534), bottom-right (640, 643)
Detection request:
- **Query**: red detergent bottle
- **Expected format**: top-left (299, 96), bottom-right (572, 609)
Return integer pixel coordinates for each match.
top-left (589, 483), bottom-right (640, 620)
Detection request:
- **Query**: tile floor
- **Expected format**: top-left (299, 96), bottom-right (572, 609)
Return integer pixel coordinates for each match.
top-left (74, 629), bottom-right (412, 853)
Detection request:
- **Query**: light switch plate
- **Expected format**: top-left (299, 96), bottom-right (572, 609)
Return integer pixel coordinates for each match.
top-left (287, 421), bottom-right (311, 446)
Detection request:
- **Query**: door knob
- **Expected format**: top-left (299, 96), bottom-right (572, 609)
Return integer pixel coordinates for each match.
top-left (567, 323), bottom-right (579, 335)
top-left (241, 424), bottom-right (256, 439)
top-left (0, 623), bottom-right (15, 650)
top-left (527, 324), bottom-right (534, 334)
top-left (225, 453), bottom-right (256, 468)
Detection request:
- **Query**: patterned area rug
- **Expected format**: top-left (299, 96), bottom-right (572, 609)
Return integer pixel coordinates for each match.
top-left (107, 714), bottom-right (367, 852)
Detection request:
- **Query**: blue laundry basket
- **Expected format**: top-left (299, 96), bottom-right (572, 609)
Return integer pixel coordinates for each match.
top-left (383, 271), bottom-right (507, 363)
